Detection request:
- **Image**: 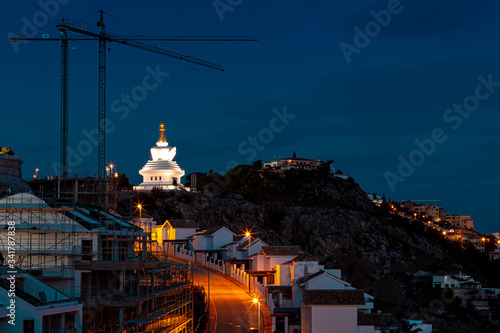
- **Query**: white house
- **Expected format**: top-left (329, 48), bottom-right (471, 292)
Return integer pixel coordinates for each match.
top-left (0, 267), bottom-right (83, 333)
top-left (222, 236), bottom-right (268, 260)
top-left (189, 226), bottom-right (236, 252)
top-left (151, 219), bottom-right (198, 254)
top-left (301, 289), bottom-right (366, 333)
top-left (432, 271), bottom-right (476, 289)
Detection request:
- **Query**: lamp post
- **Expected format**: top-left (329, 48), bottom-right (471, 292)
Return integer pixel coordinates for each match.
top-left (246, 231), bottom-right (251, 293)
top-left (253, 298), bottom-right (260, 332)
top-left (482, 237), bottom-right (486, 252)
top-left (137, 204), bottom-right (142, 221)
top-left (35, 168), bottom-right (39, 179)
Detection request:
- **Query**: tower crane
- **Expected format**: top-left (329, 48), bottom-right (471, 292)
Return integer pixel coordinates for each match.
top-left (10, 10), bottom-right (256, 207)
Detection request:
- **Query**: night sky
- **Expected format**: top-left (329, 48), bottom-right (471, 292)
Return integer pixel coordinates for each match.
top-left (2, 1), bottom-right (500, 233)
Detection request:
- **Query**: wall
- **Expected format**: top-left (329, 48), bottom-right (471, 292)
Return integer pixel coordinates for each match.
top-left (0, 155), bottom-right (22, 178)
top-left (212, 229), bottom-right (234, 250)
top-left (311, 306), bottom-right (357, 333)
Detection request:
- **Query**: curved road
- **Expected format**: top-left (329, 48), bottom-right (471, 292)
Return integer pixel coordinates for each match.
top-left (170, 257), bottom-right (258, 333)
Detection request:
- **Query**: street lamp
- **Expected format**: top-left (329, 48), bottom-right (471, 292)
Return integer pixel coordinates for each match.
top-left (253, 298), bottom-right (260, 332)
top-left (34, 168), bottom-right (39, 179)
top-left (246, 231), bottom-right (252, 293)
top-left (137, 204), bottom-right (142, 221)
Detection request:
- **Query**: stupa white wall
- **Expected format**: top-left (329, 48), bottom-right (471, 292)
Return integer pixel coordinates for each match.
top-left (134, 121), bottom-right (185, 190)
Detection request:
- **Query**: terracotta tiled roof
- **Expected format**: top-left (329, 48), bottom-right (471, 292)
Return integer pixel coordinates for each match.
top-left (219, 241), bottom-right (237, 249)
top-left (200, 226), bottom-right (223, 236)
top-left (166, 219), bottom-right (198, 229)
top-left (357, 313), bottom-right (393, 327)
top-left (260, 246), bottom-right (302, 256)
top-left (304, 289), bottom-right (365, 306)
top-left (282, 251), bottom-right (318, 265)
top-left (295, 271), bottom-right (326, 285)
top-left (236, 239), bottom-right (261, 251)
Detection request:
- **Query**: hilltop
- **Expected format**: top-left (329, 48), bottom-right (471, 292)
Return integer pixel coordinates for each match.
top-left (117, 163), bottom-right (500, 333)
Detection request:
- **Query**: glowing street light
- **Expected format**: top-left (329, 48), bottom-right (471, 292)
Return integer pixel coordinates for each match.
top-left (34, 168), bottom-right (39, 179)
top-left (137, 203), bottom-right (142, 221)
top-left (253, 298), bottom-right (260, 332)
top-left (246, 231), bottom-right (252, 293)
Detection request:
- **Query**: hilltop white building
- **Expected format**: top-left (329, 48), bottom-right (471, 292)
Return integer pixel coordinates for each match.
top-left (134, 121), bottom-right (185, 190)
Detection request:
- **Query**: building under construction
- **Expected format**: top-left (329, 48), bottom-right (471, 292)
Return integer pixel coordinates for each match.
top-left (0, 192), bottom-right (193, 332)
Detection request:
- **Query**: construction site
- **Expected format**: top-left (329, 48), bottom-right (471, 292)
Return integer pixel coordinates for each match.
top-left (0, 191), bottom-right (193, 332)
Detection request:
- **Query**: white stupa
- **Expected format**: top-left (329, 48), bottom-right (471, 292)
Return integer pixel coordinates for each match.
top-left (134, 121), bottom-right (185, 190)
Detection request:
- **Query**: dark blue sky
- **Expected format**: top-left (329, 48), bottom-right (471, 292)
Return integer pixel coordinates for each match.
top-left (2, 1), bottom-right (500, 233)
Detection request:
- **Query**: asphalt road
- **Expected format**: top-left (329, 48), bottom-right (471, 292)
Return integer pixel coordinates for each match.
top-left (170, 257), bottom-right (258, 333)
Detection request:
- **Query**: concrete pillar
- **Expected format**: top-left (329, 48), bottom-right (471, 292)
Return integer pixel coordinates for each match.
top-left (272, 316), bottom-right (276, 332)
top-left (119, 308), bottom-right (123, 331)
top-left (279, 293), bottom-right (283, 307)
top-left (284, 316), bottom-right (289, 333)
top-left (60, 313), bottom-right (66, 332)
top-left (74, 179), bottom-right (78, 201)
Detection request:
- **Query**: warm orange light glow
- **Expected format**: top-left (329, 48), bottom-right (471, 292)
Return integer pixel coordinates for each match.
top-left (35, 168), bottom-right (39, 172)
top-left (482, 238), bottom-right (486, 242)
top-left (114, 172), bottom-right (118, 178)
top-left (137, 204), bottom-right (142, 209)
top-left (497, 240), bottom-right (500, 244)
top-left (245, 232), bottom-right (251, 237)
top-left (253, 298), bottom-right (258, 303)
top-left (443, 231), bottom-right (446, 235)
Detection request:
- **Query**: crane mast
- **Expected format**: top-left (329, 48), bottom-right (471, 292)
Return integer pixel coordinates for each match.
top-left (10, 10), bottom-right (256, 207)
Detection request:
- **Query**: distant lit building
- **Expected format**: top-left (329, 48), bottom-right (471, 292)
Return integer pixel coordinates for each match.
top-left (280, 152), bottom-right (322, 171)
top-left (263, 160), bottom-right (279, 168)
top-left (134, 121), bottom-right (185, 190)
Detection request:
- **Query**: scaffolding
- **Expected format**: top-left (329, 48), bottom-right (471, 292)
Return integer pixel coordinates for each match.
top-left (0, 191), bottom-right (193, 333)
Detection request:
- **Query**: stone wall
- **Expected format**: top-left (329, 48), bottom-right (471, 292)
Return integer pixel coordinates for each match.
top-left (0, 155), bottom-right (22, 178)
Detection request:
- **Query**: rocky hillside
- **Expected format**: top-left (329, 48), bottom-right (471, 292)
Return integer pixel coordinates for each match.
top-left (117, 163), bottom-right (500, 333)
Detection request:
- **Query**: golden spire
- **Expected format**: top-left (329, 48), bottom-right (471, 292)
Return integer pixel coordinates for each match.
top-left (158, 121), bottom-right (167, 143)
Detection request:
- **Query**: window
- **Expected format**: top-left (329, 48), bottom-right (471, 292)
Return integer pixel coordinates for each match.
top-left (155, 176), bottom-right (157, 180)
top-left (150, 177), bottom-right (153, 181)
top-left (23, 319), bottom-right (34, 333)
top-left (173, 177), bottom-right (178, 186)
top-left (82, 239), bottom-right (92, 260)
top-left (159, 176), bottom-right (162, 180)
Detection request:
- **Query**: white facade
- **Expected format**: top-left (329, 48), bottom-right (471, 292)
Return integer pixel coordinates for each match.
top-left (0, 268), bottom-right (82, 333)
top-left (310, 306), bottom-right (358, 333)
top-left (190, 227), bottom-right (237, 255)
top-left (134, 121), bottom-right (185, 190)
top-left (224, 236), bottom-right (268, 260)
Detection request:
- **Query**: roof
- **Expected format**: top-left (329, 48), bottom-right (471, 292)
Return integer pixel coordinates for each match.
top-left (0, 174), bottom-right (31, 194)
top-left (304, 289), bottom-right (365, 306)
top-left (260, 246), bottom-right (302, 256)
top-left (433, 270), bottom-right (462, 277)
top-left (296, 271), bottom-right (326, 285)
top-left (199, 226), bottom-right (235, 236)
top-left (236, 238), bottom-right (262, 251)
top-left (282, 251), bottom-right (318, 264)
top-left (219, 241), bottom-right (237, 249)
top-left (166, 219), bottom-right (198, 229)
top-left (358, 313), bottom-right (393, 327)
